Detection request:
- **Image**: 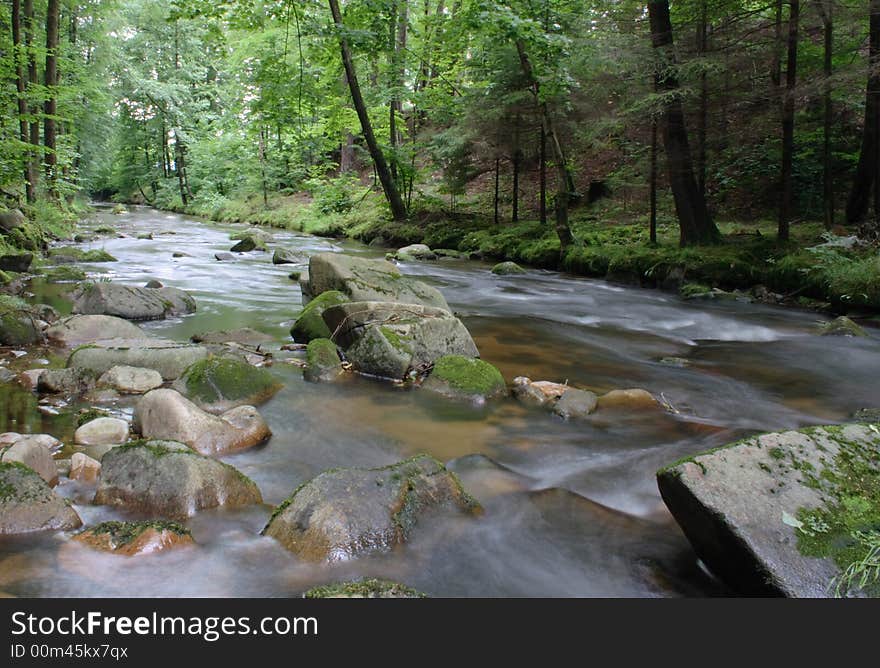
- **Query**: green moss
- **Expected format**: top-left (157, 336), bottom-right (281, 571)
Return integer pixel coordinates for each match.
top-left (77, 408), bottom-right (110, 427)
top-left (290, 290), bottom-right (349, 343)
top-left (94, 226), bottom-right (116, 235)
top-left (379, 326), bottom-right (413, 355)
top-left (304, 579), bottom-right (426, 599)
top-left (306, 338), bottom-right (341, 369)
top-left (491, 261), bottom-right (526, 275)
top-left (40, 265), bottom-right (87, 282)
top-left (180, 356), bottom-right (281, 405)
top-left (0, 270), bottom-right (11, 285)
top-left (84, 520), bottom-right (191, 548)
top-left (428, 355), bottom-right (506, 397)
top-left (679, 283), bottom-right (712, 299)
top-left (769, 447), bottom-right (786, 460)
top-left (81, 249), bottom-right (117, 262)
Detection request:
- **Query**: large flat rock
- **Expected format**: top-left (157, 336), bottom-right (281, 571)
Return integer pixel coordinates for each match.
top-left (67, 338), bottom-right (209, 380)
top-left (72, 283), bottom-right (196, 321)
top-left (657, 423), bottom-right (880, 597)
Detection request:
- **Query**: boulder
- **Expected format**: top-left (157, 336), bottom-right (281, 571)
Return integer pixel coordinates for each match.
top-left (303, 338), bottom-right (344, 383)
top-left (73, 521), bottom-right (194, 556)
top-left (172, 356), bottom-right (281, 413)
top-left (230, 228), bottom-right (273, 246)
top-left (45, 315), bottom-right (148, 348)
top-left (37, 368), bottom-right (96, 396)
top-left (0, 437), bottom-right (58, 486)
top-left (491, 261), bottom-right (526, 275)
top-left (322, 301), bottom-right (479, 379)
top-left (214, 252), bottom-right (235, 262)
top-left (69, 452), bottom-right (101, 483)
top-left (512, 377), bottom-right (598, 419)
top-left (67, 338), bottom-right (209, 380)
top-left (0, 253), bottom-right (33, 273)
top-left (272, 248), bottom-right (301, 265)
top-left (72, 283), bottom-right (196, 321)
top-left (0, 208), bottom-right (26, 232)
top-left (421, 355), bottom-right (506, 402)
top-left (290, 290), bottom-right (350, 343)
top-left (0, 298), bottom-right (40, 346)
top-left (144, 280), bottom-right (163, 288)
top-left (263, 454), bottom-right (480, 561)
top-left (307, 253), bottom-right (450, 311)
top-left (98, 365), bottom-right (163, 394)
top-left (395, 244), bottom-right (437, 261)
top-left (818, 316), bottom-right (867, 338)
top-left (136, 232), bottom-right (153, 240)
top-left (133, 389), bottom-right (271, 456)
top-left (304, 579), bottom-right (426, 599)
top-left (18, 369), bottom-right (45, 390)
top-left (597, 388), bottom-right (659, 411)
top-left (191, 328), bottom-right (274, 347)
top-left (230, 237), bottom-right (256, 253)
top-left (74, 417), bottom-right (129, 446)
top-left (94, 440), bottom-right (262, 518)
top-left (0, 462), bottom-right (82, 534)
top-left (658, 424), bottom-right (880, 597)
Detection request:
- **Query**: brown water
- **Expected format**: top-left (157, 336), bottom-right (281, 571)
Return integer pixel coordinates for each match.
top-left (2, 204), bottom-right (878, 597)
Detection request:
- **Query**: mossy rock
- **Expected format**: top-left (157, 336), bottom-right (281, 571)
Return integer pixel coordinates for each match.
top-left (304, 579), bottom-right (426, 599)
top-left (491, 261), bottom-right (526, 275)
top-left (290, 290), bottom-right (350, 343)
top-left (0, 296), bottom-right (40, 346)
top-left (263, 454), bottom-right (481, 561)
top-left (81, 249), bottom-right (117, 263)
top-left (73, 520), bottom-right (193, 555)
top-left (304, 338), bottom-right (344, 383)
top-left (41, 265), bottom-right (87, 282)
top-left (679, 282), bottom-right (713, 299)
top-left (0, 462), bottom-right (82, 534)
top-left (174, 356), bottom-right (282, 413)
top-left (5, 221), bottom-right (47, 251)
top-left (422, 355), bottom-right (507, 401)
top-left (817, 316), bottom-right (867, 338)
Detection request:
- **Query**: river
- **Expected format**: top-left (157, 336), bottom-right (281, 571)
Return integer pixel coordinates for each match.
top-left (1, 205), bottom-right (878, 597)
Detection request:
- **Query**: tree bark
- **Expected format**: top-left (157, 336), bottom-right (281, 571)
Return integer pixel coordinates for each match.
top-left (696, 0), bottom-right (708, 197)
top-left (24, 0), bottom-right (39, 198)
top-left (778, 1), bottom-right (799, 242)
top-left (512, 149), bottom-right (521, 223)
top-left (846, 0), bottom-right (880, 225)
top-left (44, 0), bottom-right (60, 193)
top-left (650, 117), bottom-right (658, 245)
top-left (516, 39), bottom-right (574, 249)
top-left (494, 157), bottom-right (500, 225)
top-left (539, 125), bottom-right (547, 225)
top-left (814, 0), bottom-right (834, 230)
top-left (12, 0), bottom-right (34, 202)
top-left (648, 1), bottom-right (719, 246)
top-left (329, 0), bottom-right (408, 221)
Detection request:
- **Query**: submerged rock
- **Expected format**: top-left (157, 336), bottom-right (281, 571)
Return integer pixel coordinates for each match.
top-left (657, 424), bottom-right (880, 597)
top-left (307, 253), bottom-right (450, 311)
top-left (73, 521), bottom-right (194, 556)
top-left (290, 290), bottom-right (350, 343)
top-left (94, 440), bottom-right (262, 519)
top-left (133, 388), bottom-right (271, 455)
top-left (395, 244), bottom-right (437, 261)
top-left (72, 282), bottom-right (196, 321)
top-left (304, 579), bottom-right (426, 599)
top-left (512, 377), bottom-right (599, 419)
top-left (597, 388), bottom-right (659, 411)
top-left (553, 388), bottom-right (599, 420)
top-left (272, 248), bottom-right (301, 265)
top-left (491, 261), bottom-right (526, 275)
top-left (263, 454), bottom-right (480, 562)
top-left (322, 301), bottom-right (479, 380)
top-left (0, 437), bottom-right (59, 486)
top-left (303, 338), bottom-right (344, 383)
top-left (191, 328), bottom-right (274, 347)
top-left (67, 338), bottom-right (209, 380)
top-left (817, 316), bottom-right (867, 338)
top-left (98, 365), bottom-right (163, 394)
top-left (421, 355), bottom-right (506, 402)
top-left (214, 252), bottom-right (235, 262)
top-left (0, 462), bottom-right (82, 534)
top-left (172, 356), bottom-right (281, 413)
top-left (74, 417), bottom-right (129, 446)
top-left (45, 315), bottom-right (148, 348)
top-left (230, 237), bottom-right (257, 253)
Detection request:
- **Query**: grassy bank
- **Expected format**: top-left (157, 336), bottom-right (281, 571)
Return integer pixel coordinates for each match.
top-left (0, 199), bottom-right (82, 286)
top-left (148, 190), bottom-right (880, 313)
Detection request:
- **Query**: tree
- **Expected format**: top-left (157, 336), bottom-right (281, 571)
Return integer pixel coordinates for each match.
top-left (328, 0), bottom-right (408, 221)
top-left (778, 1), bottom-right (799, 242)
top-left (846, 0), bottom-right (880, 227)
top-left (44, 0), bottom-right (60, 194)
top-left (648, 0), bottom-right (719, 246)
top-left (814, 0), bottom-right (834, 230)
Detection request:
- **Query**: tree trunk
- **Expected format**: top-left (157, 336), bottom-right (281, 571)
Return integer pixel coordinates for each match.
top-left (696, 0), bottom-right (708, 197)
top-left (174, 137), bottom-right (189, 206)
top-left (778, 1), bottom-right (799, 242)
top-left (648, 1), bottom-right (719, 246)
top-left (539, 125), bottom-right (547, 225)
top-left (815, 0), bottom-right (834, 230)
top-left (24, 0), bottom-right (39, 198)
top-left (12, 0), bottom-right (34, 203)
top-left (650, 117), bottom-right (658, 245)
top-left (44, 0), bottom-right (60, 193)
top-left (512, 149), bottom-right (521, 223)
top-left (329, 0), bottom-right (408, 221)
top-left (846, 0), bottom-right (880, 225)
top-left (771, 0), bottom-right (783, 88)
top-left (515, 39), bottom-right (574, 249)
top-left (494, 157), bottom-right (500, 225)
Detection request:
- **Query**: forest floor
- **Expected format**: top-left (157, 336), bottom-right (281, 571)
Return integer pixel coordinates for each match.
top-left (157, 188), bottom-right (880, 316)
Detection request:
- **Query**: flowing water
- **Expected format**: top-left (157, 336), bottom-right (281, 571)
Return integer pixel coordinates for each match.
top-left (2, 205), bottom-right (878, 597)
